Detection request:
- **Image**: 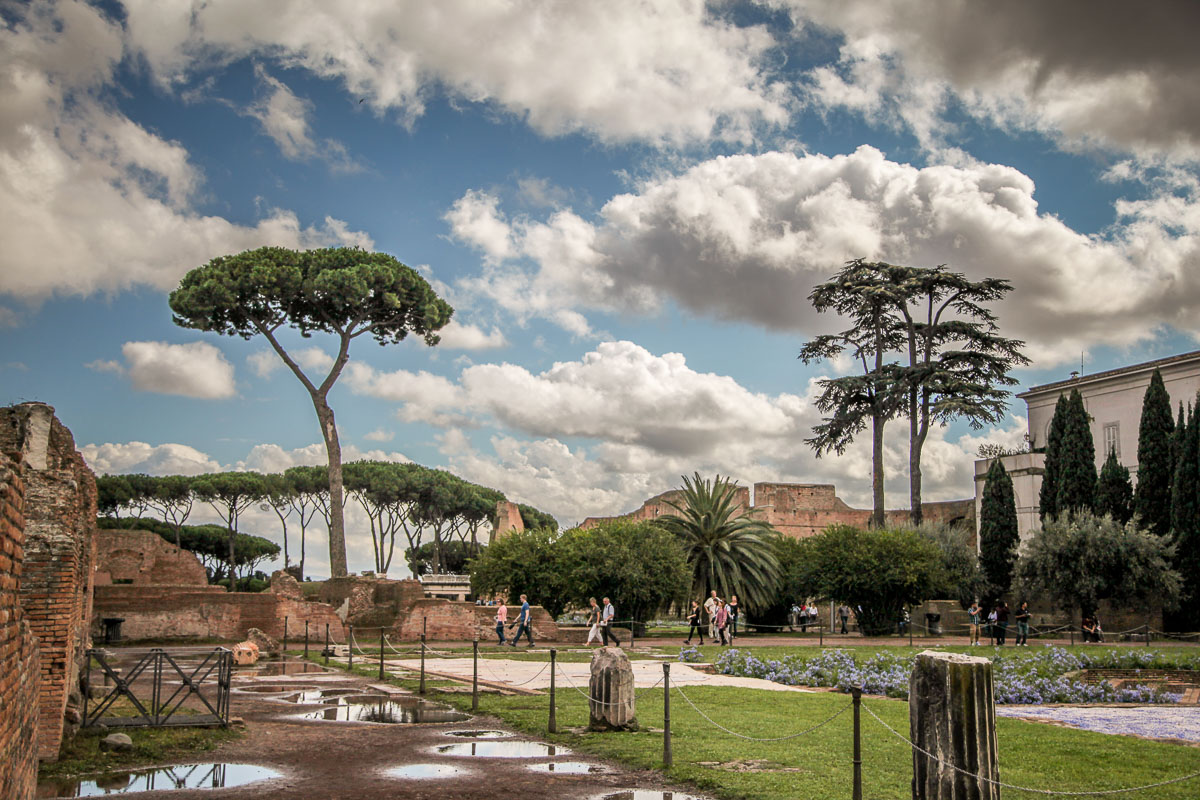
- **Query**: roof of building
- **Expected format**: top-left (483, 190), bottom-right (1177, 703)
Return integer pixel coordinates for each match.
top-left (1018, 348), bottom-right (1200, 399)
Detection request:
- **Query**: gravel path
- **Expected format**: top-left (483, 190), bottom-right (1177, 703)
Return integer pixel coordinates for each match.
top-left (996, 706), bottom-right (1200, 744)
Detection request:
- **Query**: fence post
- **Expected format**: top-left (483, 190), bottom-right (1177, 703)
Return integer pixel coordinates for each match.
top-left (472, 637), bottom-right (479, 712)
top-left (283, 616), bottom-right (288, 652)
top-left (419, 633), bottom-right (426, 694)
top-left (851, 685), bottom-right (862, 800)
top-left (379, 628), bottom-right (385, 679)
top-left (1146, 623), bottom-right (1151, 648)
top-left (1070, 626), bottom-right (1075, 647)
top-left (548, 648), bottom-right (557, 733)
top-left (349, 625), bottom-right (354, 670)
top-left (304, 620), bottom-right (309, 658)
top-left (908, 610), bottom-right (913, 647)
top-left (663, 662), bottom-right (672, 769)
top-left (324, 624), bottom-right (330, 666)
top-left (630, 622), bottom-right (636, 650)
top-left (819, 623), bottom-right (823, 647)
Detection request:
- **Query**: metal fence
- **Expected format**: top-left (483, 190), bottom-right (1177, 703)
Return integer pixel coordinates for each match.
top-left (83, 647), bottom-right (232, 728)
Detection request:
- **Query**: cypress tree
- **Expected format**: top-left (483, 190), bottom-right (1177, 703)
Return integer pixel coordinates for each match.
top-left (1056, 388), bottom-right (1096, 516)
top-left (1134, 369), bottom-right (1174, 535)
top-left (979, 458), bottom-right (1019, 604)
top-left (1039, 394), bottom-right (1070, 522)
top-left (1095, 448), bottom-right (1133, 525)
top-left (1170, 403), bottom-right (1199, 541)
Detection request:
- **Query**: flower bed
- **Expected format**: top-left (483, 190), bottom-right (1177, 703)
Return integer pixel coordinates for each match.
top-left (713, 647), bottom-right (1186, 704)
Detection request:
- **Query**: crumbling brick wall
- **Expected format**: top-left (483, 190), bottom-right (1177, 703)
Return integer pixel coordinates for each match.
top-left (94, 529), bottom-right (208, 586)
top-left (0, 455), bottom-right (40, 799)
top-left (1, 403), bottom-right (98, 761)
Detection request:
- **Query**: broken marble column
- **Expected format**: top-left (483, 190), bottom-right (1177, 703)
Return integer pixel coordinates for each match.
top-left (909, 650), bottom-right (999, 800)
top-left (588, 646), bottom-right (637, 731)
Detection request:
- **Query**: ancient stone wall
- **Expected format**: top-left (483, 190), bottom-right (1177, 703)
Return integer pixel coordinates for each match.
top-left (490, 500), bottom-right (525, 542)
top-left (94, 529), bottom-right (208, 586)
top-left (0, 455), bottom-right (40, 799)
top-left (1, 403), bottom-right (97, 761)
top-left (393, 597), bottom-right (557, 642)
top-left (582, 481), bottom-right (974, 541)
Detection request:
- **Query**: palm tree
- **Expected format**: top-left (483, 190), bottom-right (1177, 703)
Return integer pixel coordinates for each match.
top-left (657, 473), bottom-right (782, 610)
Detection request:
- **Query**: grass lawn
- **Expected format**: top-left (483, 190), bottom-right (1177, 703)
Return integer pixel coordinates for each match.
top-left (311, 648), bottom-right (1200, 800)
top-left (39, 726), bottom-right (242, 780)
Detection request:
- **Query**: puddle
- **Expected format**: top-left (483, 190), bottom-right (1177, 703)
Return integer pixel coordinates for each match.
top-left (596, 794), bottom-right (710, 800)
top-left (528, 761), bottom-right (610, 774)
top-left (436, 741), bottom-right (571, 758)
top-left (236, 684), bottom-right (315, 694)
top-left (248, 661), bottom-right (331, 676)
top-left (297, 697), bottom-right (470, 724)
top-left (445, 729), bottom-right (508, 739)
top-left (37, 763), bottom-right (280, 797)
top-left (385, 764), bottom-right (473, 779)
top-left (279, 688), bottom-right (358, 704)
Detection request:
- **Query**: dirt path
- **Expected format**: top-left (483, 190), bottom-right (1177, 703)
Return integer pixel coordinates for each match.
top-left (58, 657), bottom-right (699, 800)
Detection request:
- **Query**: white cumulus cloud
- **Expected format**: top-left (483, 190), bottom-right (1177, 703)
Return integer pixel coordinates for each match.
top-left (121, 341), bottom-right (236, 399)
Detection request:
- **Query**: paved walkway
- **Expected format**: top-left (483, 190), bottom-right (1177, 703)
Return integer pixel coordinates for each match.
top-left (996, 705), bottom-right (1200, 744)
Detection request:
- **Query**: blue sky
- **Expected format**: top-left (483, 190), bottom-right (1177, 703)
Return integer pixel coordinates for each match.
top-left (4, 1), bottom-right (1200, 577)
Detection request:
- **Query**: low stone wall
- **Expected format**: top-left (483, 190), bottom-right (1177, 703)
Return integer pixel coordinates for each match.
top-left (0, 456), bottom-right (40, 798)
top-left (92, 584), bottom-right (343, 643)
top-left (94, 529), bottom-right (208, 586)
top-left (393, 598), bottom-right (558, 642)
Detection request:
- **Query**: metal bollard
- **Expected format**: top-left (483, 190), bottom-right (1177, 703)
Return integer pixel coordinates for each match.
top-left (819, 623), bottom-right (823, 647)
top-left (662, 662), bottom-right (672, 769)
top-left (379, 628), bottom-right (385, 680)
top-left (1146, 623), bottom-right (1152, 648)
top-left (548, 648), bottom-right (557, 733)
top-left (324, 624), bottom-right (330, 666)
top-left (630, 623), bottom-right (635, 650)
top-left (852, 685), bottom-right (863, 800)
top-left (472, 638), bottom-right (479, 712)
top-left (419, 633), bottom-right (426, 694)
top-left (1070, 627), bottom-right (1075, 646)
top-left (283, 616), bottom-right (288, 652)
top-left (349, 625), bottom-right (354, 670)
top-left (304, 620), bottom-right (309, 658)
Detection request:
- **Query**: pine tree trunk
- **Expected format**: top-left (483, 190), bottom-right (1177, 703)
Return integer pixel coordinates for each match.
top-left (313, 396), bottom-right (349, 578)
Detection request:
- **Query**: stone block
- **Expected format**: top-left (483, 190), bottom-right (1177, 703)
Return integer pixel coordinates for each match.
top-left (268, 570), bottom-right (303, 600)
top-left (588, 646), bottom-right (636, 731)
top-left (231, 642), bottom-right (259, 666)
top-left (246, 627), bottom-right (279, 655)
top-left (99, 733), bottom-right (132, 753)
top-left (909, 650), bottom-right (999, 800)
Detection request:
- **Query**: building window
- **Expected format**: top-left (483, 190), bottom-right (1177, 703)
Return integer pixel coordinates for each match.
top-left (1103, 422), bottom-right (1120, 459)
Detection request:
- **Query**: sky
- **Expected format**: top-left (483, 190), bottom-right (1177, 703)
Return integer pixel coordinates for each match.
top-left (4, 1), bottom-right (1200, 578)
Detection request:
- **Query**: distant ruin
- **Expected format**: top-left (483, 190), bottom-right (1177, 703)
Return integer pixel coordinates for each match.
top-left (581, 481), bottom-right (974, 539)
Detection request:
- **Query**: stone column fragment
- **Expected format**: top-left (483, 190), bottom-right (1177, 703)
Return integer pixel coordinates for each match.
top-left (588, 646), bottom-right (637, 731)
top-left (909, 650), bottom-right (999, 800)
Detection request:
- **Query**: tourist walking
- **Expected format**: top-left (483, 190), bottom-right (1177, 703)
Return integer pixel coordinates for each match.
top-left (967, 600), bottom-right (981, 645)
top-left (1014, 601), bottom-right (1031, 646)
top-left (600, 596), bottom-right (621, 646)
top-left (509, 593), bottom-right (534, 647)
top-left (789, 602), bottom-right (801, 631)
top-left (586, 597), bottom-right (602, 646)
top-left (799, 602), bottom-right (809, 633)
top-left (714, 598), bottom-right (730, 646)
top-left (704, 590), bottom-right (719, 639)
top-left (995, 601), bottom-right (1010, 645)
top-left (807, 603), bottom-right (818, 632)
top-left (684, 599), bottom-right (705, 645)
top-left (987, 606), bottom-right (998, 644)
top-left (728, 594), bottom-right (740, 641)
top-left (494, 595), bottom-right (508, 645)
top-left (838, 604), bottom-right (850, 634)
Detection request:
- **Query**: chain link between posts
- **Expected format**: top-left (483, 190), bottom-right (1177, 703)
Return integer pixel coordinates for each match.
top-left (862, 701), bottom-right (1200, 796)
top-left (672, 684), bottom-right (852, 741)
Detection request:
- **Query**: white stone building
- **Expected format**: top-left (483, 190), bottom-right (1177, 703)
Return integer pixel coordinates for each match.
top-left (974, 349), bottom-right (1200, 542)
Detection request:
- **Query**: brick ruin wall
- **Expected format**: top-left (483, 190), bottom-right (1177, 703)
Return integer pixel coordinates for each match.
top-left (0, 455), bottom-right (40, 799)
top-left (490, 500), bottom-right (525, 542)
top-left (94, 529), bottom-right (209, 587)
top-left (581, 481), bottom-right (974, 541)
top-left (1, 403), bottom-right (97, 763)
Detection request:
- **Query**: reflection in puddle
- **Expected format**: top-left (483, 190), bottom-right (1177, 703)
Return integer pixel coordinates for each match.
top-left (598, 793), bottom-right (710, 800)
top-left (250, 661), bottom-right (331, 676)
top-left (436, 741), bottom-right (570, 758)
top-left (445, 730), bottom-right (508, 739)
top-left (386, 764), bottom-right (472, 779)
top-left (236, 684), bottom-right (315, 694)
top-left (528, 761), bottom-right (609, 774)
top-left (37, 763), bottom-right (280, 798)
top-left (280, 688), bottom-right (358, 704)
top-left (298, 696), bottom-right (470, 724)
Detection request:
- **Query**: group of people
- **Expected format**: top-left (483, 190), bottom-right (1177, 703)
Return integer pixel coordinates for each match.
top-left (967, 600), bottom-right (1033, 646)
top-left (683, 590), bottom-right (740, 646)
top-left (492, 593), bottom-right (536, 647)
top-left (788, 601), bottom-right (821, 632)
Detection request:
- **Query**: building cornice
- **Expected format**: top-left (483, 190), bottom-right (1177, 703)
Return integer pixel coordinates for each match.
top-left (1017, 349), bottom-right (1200, 400)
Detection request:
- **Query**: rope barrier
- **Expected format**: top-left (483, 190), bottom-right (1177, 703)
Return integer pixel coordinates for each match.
top-left (672, 684), bottom-right (852, 742)
top-left (862, 702), bottom-right (1200, 796)
top-left (382, 635), bottom-right (422, 656)
top-left (477, 657), bottom-right (551, 687)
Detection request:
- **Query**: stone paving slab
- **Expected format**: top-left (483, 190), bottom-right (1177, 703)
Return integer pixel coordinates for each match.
top-left (378, 656), bottom-right (814, 694)
top-left (997, 705), bottom-right (1200, 743)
